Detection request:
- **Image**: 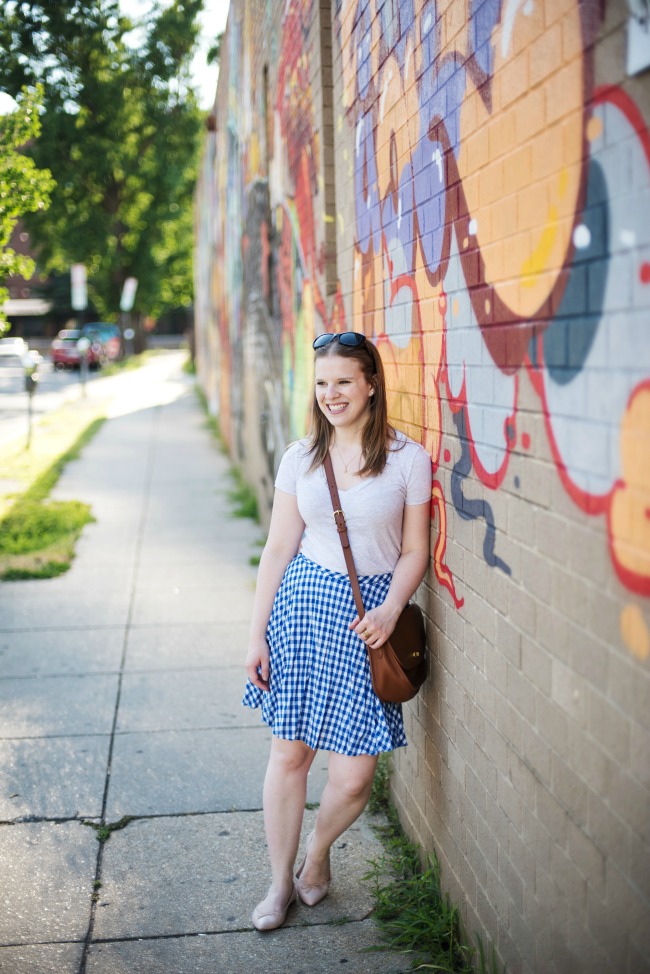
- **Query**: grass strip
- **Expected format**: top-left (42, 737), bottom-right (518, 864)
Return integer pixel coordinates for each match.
top-left (194, 383), bottom-right (260, 523)
top-left (100, 349), bottom-right (158, 377)
top-left (0, 417), bottom-right (105, 580)
top-left (365, 754), bottom-right (506, 974)
top-left (228, 466), bottom-right (259, 522)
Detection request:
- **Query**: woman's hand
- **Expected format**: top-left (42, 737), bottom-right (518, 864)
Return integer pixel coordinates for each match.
top-left (245, 636), bottom-right (271, 691)
top-left (349, 600), bottom-right (402, 649)
top-left (351, 500), bottom-right (431, 650)
top-left (244, 488), bottom-right (305, 694)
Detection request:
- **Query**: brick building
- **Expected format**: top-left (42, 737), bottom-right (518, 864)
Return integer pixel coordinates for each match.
top-left (194, 2), bottom-right (650, 971)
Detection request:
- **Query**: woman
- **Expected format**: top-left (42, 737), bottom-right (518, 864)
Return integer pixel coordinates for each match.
top-left (243, 331), bottom-right (432, 931)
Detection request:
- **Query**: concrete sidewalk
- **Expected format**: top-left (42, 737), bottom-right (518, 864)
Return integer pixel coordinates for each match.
top-left (0, 353), bottom-right (407, 974)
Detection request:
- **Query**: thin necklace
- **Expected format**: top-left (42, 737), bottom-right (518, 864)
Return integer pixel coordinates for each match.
top-left (333, 440), bottom-right (362, 473)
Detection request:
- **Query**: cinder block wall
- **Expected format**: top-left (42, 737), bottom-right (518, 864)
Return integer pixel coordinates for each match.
top-left (195, 1), bottom-right (650, 971)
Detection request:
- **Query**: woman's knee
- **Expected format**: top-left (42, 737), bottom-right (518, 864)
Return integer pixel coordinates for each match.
top-left (268, 738), bottom-right (316, 776)
top-left (328, 754), bottom-right (378, 802)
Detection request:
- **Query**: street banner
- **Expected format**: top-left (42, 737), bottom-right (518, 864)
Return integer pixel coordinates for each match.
top-left (71, 264), bottom-right (87, 311)
top-left (120, 277), bottom-right (138, 312)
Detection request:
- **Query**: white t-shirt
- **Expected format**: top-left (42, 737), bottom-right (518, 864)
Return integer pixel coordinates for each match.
top-left (275, 431), bottom-right (432, 577)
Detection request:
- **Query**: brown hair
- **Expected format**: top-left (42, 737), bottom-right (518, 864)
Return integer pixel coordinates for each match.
top-left (307, 337), bottom-right (397, 476)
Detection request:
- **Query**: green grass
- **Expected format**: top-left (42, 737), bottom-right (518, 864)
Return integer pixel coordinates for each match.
top-left (368, 752), bottom-right (391, 814)
top-left (100, 349), bottom-right (158, 377)
top-left (192, 384), bottom-right (260, 524)
top-left (194, 385), bottom-right (226, 451)
top-left (0, 499), bottom-right (94, 555)
top-left (364, 811), bottom-right (472, 972)
top-left (228, 467), bottom-right (259, 521)
top-left (82, 815), bottom-right (135, 843)
top-left (366, 756), bottom-right (506, 974)
top-left (0, 417), bottom-right (105, 580)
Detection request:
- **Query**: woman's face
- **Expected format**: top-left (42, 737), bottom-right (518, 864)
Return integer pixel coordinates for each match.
top-left (314, 353), bottom-right (374, 435)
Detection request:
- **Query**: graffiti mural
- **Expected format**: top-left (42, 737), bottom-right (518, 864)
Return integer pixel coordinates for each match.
top-left (196, 0), bottom-right (650, 652)
top-left (333, 0), bottom-right (650, 637)
top-left (274, 0), bottom-right (347, 444)
top-left (194, 5), bottom-right (650, 966)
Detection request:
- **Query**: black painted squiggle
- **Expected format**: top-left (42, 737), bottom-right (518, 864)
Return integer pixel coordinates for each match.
top-left (451, 410), bottom-right (512, 576)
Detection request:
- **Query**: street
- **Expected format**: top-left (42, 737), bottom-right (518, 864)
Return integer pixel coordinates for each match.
top-left (0, 353), bottom-right (103, 448)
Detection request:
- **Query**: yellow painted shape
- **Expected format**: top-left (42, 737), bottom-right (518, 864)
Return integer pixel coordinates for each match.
top-left (610, 386), bottom-right (650, 582)
top-left (291, 280), bottom-right (315, 440)
top-left (457, 0), bottom-right (583, 318)
top-left (621, 604), bottom-right (650, 661)
top-left (587, 115), bottom-right (603, 142)
top-left (521, 206), bottom-right (559, 287)
top-left (380, 335), bottom-right (425, 445)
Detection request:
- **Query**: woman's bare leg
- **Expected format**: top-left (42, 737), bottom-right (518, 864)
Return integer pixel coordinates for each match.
top-left (255, 737), bottom-right (317, 912)
top-left (297, 752), bottom-right (378, 887)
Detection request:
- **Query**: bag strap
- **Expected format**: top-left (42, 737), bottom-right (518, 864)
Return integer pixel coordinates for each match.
top-left (322, 452), bottom-right (366, 620)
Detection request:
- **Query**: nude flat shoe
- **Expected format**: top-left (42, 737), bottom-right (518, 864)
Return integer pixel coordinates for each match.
top-left (251, 886), bottom-right (297, 931)
top-left (294, 831), bottom-right (331, 907)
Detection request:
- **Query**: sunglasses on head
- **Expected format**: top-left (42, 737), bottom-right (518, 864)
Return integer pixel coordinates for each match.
top-left (312, 332), bottom-right (366, 350)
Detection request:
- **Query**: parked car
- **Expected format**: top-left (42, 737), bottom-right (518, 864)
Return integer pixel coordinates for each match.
top-left (0, 336), bottom-right (28, 359)
top-left (50, 329), bottom-right (103, 370)
top-left (82, 322), bottom-right (123, 361)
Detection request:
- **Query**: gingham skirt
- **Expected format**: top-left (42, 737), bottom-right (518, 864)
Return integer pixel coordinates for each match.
top-left (242, 553), bottom-right (407, 755)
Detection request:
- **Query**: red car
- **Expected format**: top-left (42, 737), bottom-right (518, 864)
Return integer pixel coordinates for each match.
top-left (50, 329), bottom-right (103, 370)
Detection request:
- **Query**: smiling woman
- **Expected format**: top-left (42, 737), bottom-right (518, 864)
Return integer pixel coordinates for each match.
top-left (241, 331), bottom-right (432, 932)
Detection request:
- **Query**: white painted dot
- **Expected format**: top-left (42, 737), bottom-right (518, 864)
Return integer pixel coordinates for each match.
top-left (620, 229), bottom-right (636, 248)
top-left (573, 224), bottom-right (591, 249)
top-left (468, 218), bottom-right (478, 236)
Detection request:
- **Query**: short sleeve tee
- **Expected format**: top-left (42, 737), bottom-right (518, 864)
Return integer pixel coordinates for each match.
top-left (274, 431), bottom-right (432, 577)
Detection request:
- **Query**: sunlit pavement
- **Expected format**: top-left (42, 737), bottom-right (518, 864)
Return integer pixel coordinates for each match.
top-left (0, 353), bottom-right (402, 974)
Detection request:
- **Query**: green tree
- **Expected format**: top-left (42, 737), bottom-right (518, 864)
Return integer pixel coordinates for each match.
top-left (207, 31), bottom-right (224, 65)
top-left (0, 0), bottom-right (204, 321)
top-left (0, 85), bottom-right (54, 335)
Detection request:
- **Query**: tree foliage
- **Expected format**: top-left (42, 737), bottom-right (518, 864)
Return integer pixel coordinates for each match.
top-left (207, 31), bottom-right (224, 66)
top-left (0, 0), bottom-right (205, 319)
top-left (0, 85), bottom-right (54, 334)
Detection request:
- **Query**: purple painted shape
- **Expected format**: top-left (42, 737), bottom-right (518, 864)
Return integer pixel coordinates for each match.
top-left (356, 1), bottom-right (373, 100)
top-left (412, 135), bottom-right (446, 274)
top-left (381, 162), bottom-right (416, 275)
top-left (468, 0), bottom-right (502, 79)
top-left (354, 113), bottom-right (383, 256)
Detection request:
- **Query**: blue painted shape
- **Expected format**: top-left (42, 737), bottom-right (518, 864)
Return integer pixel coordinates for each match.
top-left (543, 160), bottom-right (609, 385)
top-left (468, 0), bottom-right (503, 79)
top-left (451, 410), bottom-right (512, 575)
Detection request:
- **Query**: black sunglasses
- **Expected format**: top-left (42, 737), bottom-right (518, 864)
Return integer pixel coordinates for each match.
top-left (312, 332), bottom-right (366, 350)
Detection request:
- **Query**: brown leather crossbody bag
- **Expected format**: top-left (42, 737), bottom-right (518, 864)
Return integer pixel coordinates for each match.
top-left (323, 453), bottom-right (428, 704)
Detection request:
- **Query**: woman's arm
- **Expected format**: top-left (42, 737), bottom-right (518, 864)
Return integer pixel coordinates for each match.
top-left (349, 500), bottom-right (430, 648)
top-left (245, 488), bottom-right (306, 691)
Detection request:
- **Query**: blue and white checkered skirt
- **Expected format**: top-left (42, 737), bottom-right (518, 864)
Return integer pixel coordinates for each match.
top-left (242, 553), bottom-right (407, 756)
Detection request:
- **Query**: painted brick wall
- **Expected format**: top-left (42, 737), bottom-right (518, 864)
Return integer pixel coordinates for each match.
top-left (194, 1), bottom-right (650, 971)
